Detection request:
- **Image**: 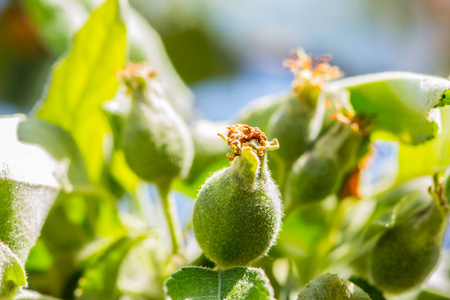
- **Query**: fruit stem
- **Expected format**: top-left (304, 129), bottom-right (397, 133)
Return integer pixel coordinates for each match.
top-left (158, 180), bottom-right (182, 254)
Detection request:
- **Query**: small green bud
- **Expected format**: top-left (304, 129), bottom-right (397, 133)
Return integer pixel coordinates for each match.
top-left (118, 63), bottom-right (193, 184)
top-left (286, 117), bottom-right (369, 207)
top-left (193, 124), bottom-right (282, 268)
top-left (369, 185), bottom-right (449, 294)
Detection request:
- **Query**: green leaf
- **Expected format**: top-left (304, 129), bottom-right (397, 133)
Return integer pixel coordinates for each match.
top-left (75, 235), bottom-right (146, 300)
top-left (347, 276), bottom-right (385, 300)
top-left (164, 266), bottom-right (275, 300)
top-left (330, 72), bottom-right (450, 144)
top-left (0, 243), bottom-right (27, 299)
top-left (237, 93), bottom-right (287, 135)
top-left (0, 115), bottom-right (61, 264)
top-left (17, 118), bottom-right (91, 192)
top-left (13, 288), bottom-right (60, 300)
top-left (297, 273), bottom-right (371, 300)
top-left (413, 290), bottom-right (450, 300)
top-left (20, 0), bottom-right (88, 55)
top-left (434, 89), bottom-right (450, 108)
top-left (393, 106), bottom-right (450, 185)
top-left (34, 0), bottom-right (127, 186)
top-left (127, 8), bottom-right (194, 120)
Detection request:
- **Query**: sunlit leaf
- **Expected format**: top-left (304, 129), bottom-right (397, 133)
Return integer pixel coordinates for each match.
top-left (17, 118), bottom-right (91, 193)
top-left (20, 0), bottom-right (88, 55)
top-left (0, 115), bottom-right (61, 264)
top-left (329, 72), bottom-right (450, 144)
top-left (75, 235), bottom-right (146, 300)
top-left (165, 266), bottom-right (274, 300)
top-left (0, 242), bottom-right (26, 299)
top-left (393, 106), bottom-right (450, 185)
top-left (13, 288), bottom-right (60, 300)
top-left (413, 289), bottom-right (450, 300)
top-left (297, 273), bottom-right (370, 300)
top-left (34, 0), bottom-right (127, 186)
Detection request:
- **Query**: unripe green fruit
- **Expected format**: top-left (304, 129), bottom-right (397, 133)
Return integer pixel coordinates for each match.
top-left (119, 63), bottom-right (193, 184)
top-left (369, 189), bottom-right (449, 294)
top-left (287, 120), bottom-right (369, 207)
top-left (266, 49), bottom-right (342, 170)
top-left (267, 96), bottom-right (318, 168)
top-left (193, 124), bottom-right (282, 268)
top-left (287, 153), bottom-right (340, 205)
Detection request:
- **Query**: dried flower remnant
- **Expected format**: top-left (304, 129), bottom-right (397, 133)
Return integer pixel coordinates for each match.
top-left (218, 124), bottom-right (279, 161)
top-left (284, 48), bottom-right (343, 99)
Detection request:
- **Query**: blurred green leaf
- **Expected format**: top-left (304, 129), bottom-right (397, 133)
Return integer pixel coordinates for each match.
top-left (392, 106), bottom-right (450, 185)
top-left (413, 290), bottom-right (450, 300)
top-left (0, 115), bottom-right (61, 264)
top-left (25, 239), bottom-right (53, 273)
top-left (17, 118), bottom-right (91, 193)
top-left (0, 242), bottom-right (27, 299)
top-left (20, 0), bottom-right (88, 55)
top-left (297, 273), bottom-right (370, 300)
top-left (14, 288), bottom-right (60, 300)
top-left (330, 72), bottom-right (450, 144)
top-left (347, 276), bottom-right (385, 300)
top-left (164, 266), bottom-right (274, 300)
top-left (180, 119), bottom-right (229, 196)
top-left (75, 235), bottom-right (146, 300)
top-left (237, 93), bottom-right (287, 136)
top-left (34, 0), bottom-right (126, 186)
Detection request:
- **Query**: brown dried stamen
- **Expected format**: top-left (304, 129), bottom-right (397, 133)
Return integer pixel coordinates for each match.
top-left (330, 111), bottom-right (371, 137)
top-left (283, 48), bottom-right (343, 95)
top-left (218, 124), bottom-right (278, 161)
top-left (117, 62), bottom-right (157, 90)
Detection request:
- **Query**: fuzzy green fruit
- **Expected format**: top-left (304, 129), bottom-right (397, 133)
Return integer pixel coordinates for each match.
top-left (266, 49), bottom-right (342, 171)
top-left (286, 119), bottom-right (369, 208)
top-left (369, 187), bottom-right (449, 294)
top-left (119, 63), bottom-right (193, 184)
top-left (193, 124), bottom-right (282, 268)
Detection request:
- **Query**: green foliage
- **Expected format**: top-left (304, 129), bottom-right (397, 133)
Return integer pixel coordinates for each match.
top-left (238, 93), bottom-right (287, 135)
top-left (297, 273), bottom-right (371, 300)
top-left (13, 289), bottom-right (59, 300)
top-left (330, 72), bottom-right (450, 144)
top-left (0, 243), bottom-right (26, 299)
top-left (164, 267), bottom-right (274, 300)
top-left (34, 0), bottom-right (127, 185)
top-left (75, 235), bottom-right (146, 300)
top-left (0, 115), bottom-right (63, 264)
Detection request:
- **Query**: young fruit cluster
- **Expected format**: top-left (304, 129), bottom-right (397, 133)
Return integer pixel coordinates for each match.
top-left (193, 124), bottom-right (282, 268)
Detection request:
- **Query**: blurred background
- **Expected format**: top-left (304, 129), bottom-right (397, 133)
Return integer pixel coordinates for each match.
top-left (2, 0), bottom-right (450, 120)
